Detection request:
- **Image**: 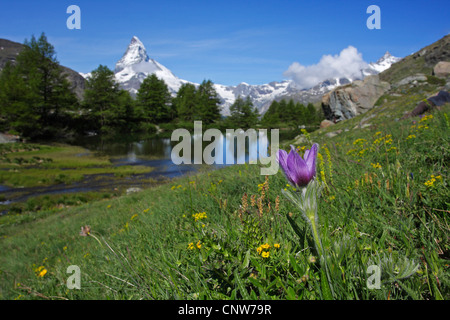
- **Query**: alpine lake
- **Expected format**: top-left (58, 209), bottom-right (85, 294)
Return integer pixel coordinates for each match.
top-left (0, 129), bottom-right (279, 215)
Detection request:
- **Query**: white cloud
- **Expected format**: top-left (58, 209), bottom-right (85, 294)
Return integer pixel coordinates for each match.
top-left (283, 46), bottom-right (368, 89)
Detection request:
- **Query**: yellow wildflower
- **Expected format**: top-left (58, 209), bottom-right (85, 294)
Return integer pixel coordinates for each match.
top-left (353, 138), bottom-right (366, 146)
top-left (424, 177), bottom-right (436, 187)
top-left (38, 268), bottom-right (47, 278)
top-left (424, 174), bottom-right (441, 188)
top-left (261, 251), bottom-right (270, 258)
top-left (192, 212), bottom-right (207, 221)
top-left (34, 265), bottom-right (48, 277)
top-left (419, 114), bottom-right (433, 123)
top-left (371, 163), bottom-right (382, 169)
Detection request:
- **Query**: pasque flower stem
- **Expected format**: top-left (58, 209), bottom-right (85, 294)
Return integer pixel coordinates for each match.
top-left (277, 143), bottom-right (334, 298)
top-left (309, 215), bottom-right (323, 256)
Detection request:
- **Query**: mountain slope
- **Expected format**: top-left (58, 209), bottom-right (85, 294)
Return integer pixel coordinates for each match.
top-left (379, 34), bottom-right (450, 84)
top-left (314, 34), bottom-right (450, 143)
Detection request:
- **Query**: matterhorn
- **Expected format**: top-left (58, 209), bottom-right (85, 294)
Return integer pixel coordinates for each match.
top-left (114, 36), bottom-right (190, 96)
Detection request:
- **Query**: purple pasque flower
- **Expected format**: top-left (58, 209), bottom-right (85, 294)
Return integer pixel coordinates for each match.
top-left (277, 143), bottom-right (318, 188)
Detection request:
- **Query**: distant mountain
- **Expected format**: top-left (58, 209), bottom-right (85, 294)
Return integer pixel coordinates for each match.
top-left (0, 38), bottom-right (86, 100)
top-left (114, 36), bottom-right (190, 96)
top-left (213, 52), bottom-right (401, 115)
top-left (362, 51), bottom-right (403, 76)
top-left (79, 36), bottom-right (402, 115)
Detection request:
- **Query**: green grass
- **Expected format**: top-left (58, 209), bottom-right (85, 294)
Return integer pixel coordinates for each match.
top-left (0, 143), bottom-right (155, 188)
top-left (0, 101), bottom-right (448, 300)
top-left (0, 143), bottom-right (111, 168)
top-left (0, 166), bottom-right (155, 188)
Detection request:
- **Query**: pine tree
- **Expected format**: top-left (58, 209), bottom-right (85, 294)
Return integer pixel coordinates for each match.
top-left (306, 103), bottom-right (317, 125)
top-left (294, 102), bottom-right (306, 126)
top-left (229, 96), bottom-right (259, 129)
top-left (136, 74), bottom-right (172, 123)
top-left (173, 83), bottom-right (197, 121)
top-left (83, 65), bottom-right (120, 133)
top-left (0, 33), bottom-right (77, 138)
top-left (103, 90), bottom-right (136, 133)
top-left (261, 100), bottom-right (280, 127)
top-left (278, 99), bottom-right (288, 124)
top-left (0, 62), bottom-right (33, 135)
top-left (196, 80), bottom-right (221, 124)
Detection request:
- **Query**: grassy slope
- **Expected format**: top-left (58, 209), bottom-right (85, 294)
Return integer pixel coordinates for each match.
top-left (1, 41), bottom-right (449, 300)
top-left (1, 104), bottom-right (448, 300)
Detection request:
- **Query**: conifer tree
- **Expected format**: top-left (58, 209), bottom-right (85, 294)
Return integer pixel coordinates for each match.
top-left (136, 74), bottom-right (172, 123)
top-left (173, 83), bottom-right (197, 121)
top-left (196, 80), bottom-right (221, 124)
top-left (83, 65), bottom-right (120, 132)
top-left (261, 100), bottom-right (280, 127)
top-left (228, 96), bottom-right (259, 129)
top-left (0, 33), bottom-right (77, 138)
top-left (306, 103), bottom-right (317, 124)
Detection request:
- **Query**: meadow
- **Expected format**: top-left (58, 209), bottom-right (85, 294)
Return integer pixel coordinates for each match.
top-left (0, 102), bottom-right (448, 300)
top-left (0, 143), bottom-right (156, 188)
top-left (0, 143), bottom-right (159, 216)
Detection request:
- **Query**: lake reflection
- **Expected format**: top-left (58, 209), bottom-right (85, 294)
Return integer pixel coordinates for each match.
top-left (76, 130), bottom-right (270, 179)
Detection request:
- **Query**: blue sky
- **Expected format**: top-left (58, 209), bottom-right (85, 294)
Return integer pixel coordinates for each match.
top-left (1, 0), bottom-right (449, 86)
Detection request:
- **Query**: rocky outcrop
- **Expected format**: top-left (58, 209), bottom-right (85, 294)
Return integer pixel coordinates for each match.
top-left (402, 90), bottom-right (450, 119)
top-left (393, 74), bottom-right (427, 88)
top-left (433, 61), bottom-right (450, 78)
top-left (421, 35), bottom-right (450, 69)
top-left (320, 120), bottom-right (335, 129)
top-left (321, 75), bottom-right (390, 122)
top-left (0, 133), bottom-right (20, 144)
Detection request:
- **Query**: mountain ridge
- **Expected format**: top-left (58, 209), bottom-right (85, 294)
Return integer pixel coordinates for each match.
top-left (0, 36), bottom-right (401, 116)
top-left (105, 36), bottom-right (401, 115)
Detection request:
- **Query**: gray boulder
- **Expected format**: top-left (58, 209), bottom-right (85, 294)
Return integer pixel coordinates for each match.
top-left (0, 133), bottom-right (19, 144)
top-left (433, 61), bottom-right (450, 78)
top-left (322, 75), bottom-right (390, 122)
top-left (394, 74), bottom-right (427, 87)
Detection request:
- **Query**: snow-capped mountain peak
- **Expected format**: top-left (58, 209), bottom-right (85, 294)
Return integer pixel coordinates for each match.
top-left (114, 36), bottom-right (188, 95)
top-left (363, 51), bottom-right (402, 75)
top-left (115, 36), bottom-right (150, 73)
